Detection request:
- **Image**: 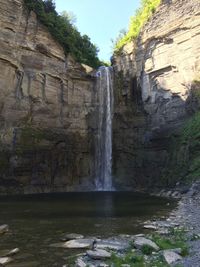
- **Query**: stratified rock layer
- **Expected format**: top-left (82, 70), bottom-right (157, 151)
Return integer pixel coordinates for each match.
top-left (112, 0), bottom-right (200, 189)
top-left (0, 0), bottom-right (199, 193)
top-left (0, 0), bottom-right (98, 194)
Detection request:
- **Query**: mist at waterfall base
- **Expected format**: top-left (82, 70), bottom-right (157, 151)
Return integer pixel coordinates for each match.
top-left (0, 192), bottom-right (176, 266)
top-left (95, 66), bottom-right (114, 191)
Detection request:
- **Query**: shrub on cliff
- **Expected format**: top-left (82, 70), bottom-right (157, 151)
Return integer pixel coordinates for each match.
top-left (24, 0), bottom-right (102, 68)
top-left (114, 0), bottom-right (161, 52)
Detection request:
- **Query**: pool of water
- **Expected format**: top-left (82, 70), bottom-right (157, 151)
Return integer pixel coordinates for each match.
top-left (0, 192), bottom-right (176, 266)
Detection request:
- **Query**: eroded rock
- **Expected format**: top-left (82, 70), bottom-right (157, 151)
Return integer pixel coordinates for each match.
top-left (86, 249), bottom-right (111, 260)
top-left (134, 237), bottom-right (159, 251)
top-left (96, 239), bottom-right (129, 251)
top-left (163, 250), bottom-right (182, 264)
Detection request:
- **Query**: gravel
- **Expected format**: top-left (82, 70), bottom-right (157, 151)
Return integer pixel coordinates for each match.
top-left (169, 182), bottom-right (200, 267)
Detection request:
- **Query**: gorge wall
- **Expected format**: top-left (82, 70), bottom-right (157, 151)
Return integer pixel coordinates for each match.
top-left (0, 0), bottom-right (100, 194)
top-left (112, 0), bottom-right (200, 189)
top-left (0, 0), bottom-right (199, 194)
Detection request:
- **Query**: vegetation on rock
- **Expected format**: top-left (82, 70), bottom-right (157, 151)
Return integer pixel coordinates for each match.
top-left (180, 111), bottom-right (200, 182)
top-left (24, 0), bottom-right (102, 68)
top-left (107, 228), bottom-right (188, 267)
top-left (114, 0), bottom-right (161, 52)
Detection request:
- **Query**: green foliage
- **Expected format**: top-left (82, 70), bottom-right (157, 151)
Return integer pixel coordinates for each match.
top-left (151, 228), bottom-right (189, 257)
top-left (147, 255), bottom-right (169, 267)
top-left (180, 111), bottom-right (200, 181)
top-left (23, 0), bottom-right (102, 68)
top-left (181, 112), bottom-right (200, 145)
top-left (141, 244), bottom-right (155, 255)
top-left (109, 251), bottom-right (145, 267)
top-left (114, 0), bottom-right (161, 52)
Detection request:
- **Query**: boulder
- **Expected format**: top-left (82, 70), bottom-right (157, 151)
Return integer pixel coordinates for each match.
top-left (86, 249), bottom-right (111, 260)
top-left (163, 250), bottom-right (182, 264)
top-left (134, 237), bottom-right (159, 251)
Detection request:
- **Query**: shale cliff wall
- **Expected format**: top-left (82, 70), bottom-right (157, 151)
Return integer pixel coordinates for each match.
top-left (112, 0), bottom-right (200, 189)
top-left (0, 0), bottom-right (98, 194)
top-left (0, 0), bottom-right (199, 194)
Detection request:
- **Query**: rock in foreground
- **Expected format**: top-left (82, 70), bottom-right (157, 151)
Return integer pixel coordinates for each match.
top-left (163, 250), bottom-right (182, 264)
top-left (87, 249), bottom-right (111, 260)
top-left (134, 237), bottom-right (159, 251)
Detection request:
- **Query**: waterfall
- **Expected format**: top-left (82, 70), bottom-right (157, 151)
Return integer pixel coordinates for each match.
top-left (95, 66), bottom-right (114, 191)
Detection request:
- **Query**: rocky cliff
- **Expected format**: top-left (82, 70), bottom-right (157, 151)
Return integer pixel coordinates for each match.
top-left (0, 0), bottom-right (99, 194)
top-left (0, 0), bottom-right (199, 194)
top-left (112, 0), bottom-right (200, 189)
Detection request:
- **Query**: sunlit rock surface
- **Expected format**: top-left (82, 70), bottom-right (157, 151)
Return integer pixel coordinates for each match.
top-left (112, 0), bottom-right (200, 189)
top-left (0, 0), bottom-right (98, 194)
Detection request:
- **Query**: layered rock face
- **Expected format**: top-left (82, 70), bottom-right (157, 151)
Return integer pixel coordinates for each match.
top-left (0, 0), bottom-right (199, 194)
top-left (112, 0), bottom-right (200, 189)
top-left (0, 0), bottom-right (98, 194)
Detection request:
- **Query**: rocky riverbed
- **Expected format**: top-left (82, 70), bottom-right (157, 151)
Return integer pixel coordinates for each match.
top-left (0, 184), bottom-right (200, 266)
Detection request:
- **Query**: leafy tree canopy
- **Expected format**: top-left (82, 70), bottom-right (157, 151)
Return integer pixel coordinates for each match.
top-left (24, 0), bottom-right (102, 68)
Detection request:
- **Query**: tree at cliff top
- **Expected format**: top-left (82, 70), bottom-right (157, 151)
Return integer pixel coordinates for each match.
top-left (24, 0), bottom-right (102, 68)
top-left (114, 0), bottom-right (161, 52)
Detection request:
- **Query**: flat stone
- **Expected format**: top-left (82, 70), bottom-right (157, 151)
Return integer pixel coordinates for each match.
top-left (86, 249), bottom-right (111, 260)
top-left (63, 239), bottom-right (94, 249)
top-left (134, 237), bottom-right (159, 251)
top-left (61, 233), bottom-right (84, 241)
top-left (143, 224), bottom-right (157, 230)
top-left (0, 257), bottom-right (12, 265)
top-left (96, 239), bottom-right (129, 251)
top-left (163, 250), bottom-right (182, 264)
top-left (0, 225), bottom-right (9, 235)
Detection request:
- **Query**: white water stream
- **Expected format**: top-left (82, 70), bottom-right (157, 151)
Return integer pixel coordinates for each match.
top-left (95, 66), bottom-right (114, 191)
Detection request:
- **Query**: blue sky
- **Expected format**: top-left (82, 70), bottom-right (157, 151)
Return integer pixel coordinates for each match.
top-left (55, 0), bottom-right (140, 61)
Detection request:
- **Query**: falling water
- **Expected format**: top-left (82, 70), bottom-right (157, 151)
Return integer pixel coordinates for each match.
top-left (95, 66), bottom-right (114, 191)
